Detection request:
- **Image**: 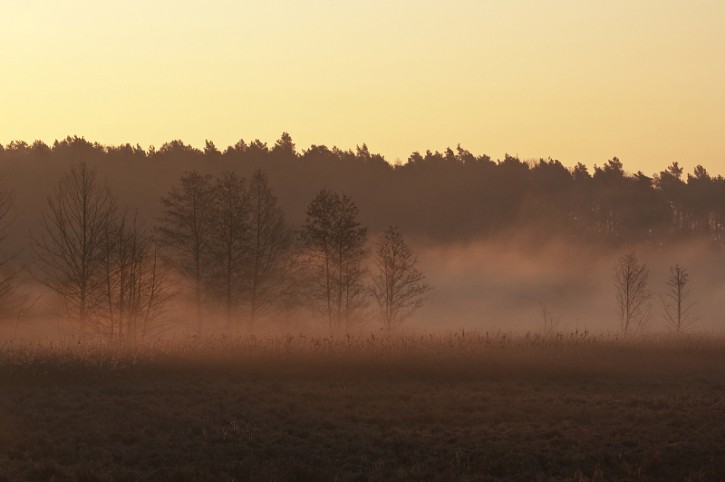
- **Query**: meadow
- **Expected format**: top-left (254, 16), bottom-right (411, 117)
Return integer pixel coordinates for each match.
top-left (1, 331), bottom-right (725, 481)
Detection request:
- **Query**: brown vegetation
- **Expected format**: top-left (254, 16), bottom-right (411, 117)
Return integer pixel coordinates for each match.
top-left (2, 332), bottom-right (725, 481)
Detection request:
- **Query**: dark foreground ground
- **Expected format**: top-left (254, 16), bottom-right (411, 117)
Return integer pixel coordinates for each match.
top-left (1, 333), bottom-right (725, 481)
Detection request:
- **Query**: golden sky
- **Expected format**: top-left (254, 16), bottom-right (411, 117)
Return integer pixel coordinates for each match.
top-left (2, 0), bottom-right (724, 173)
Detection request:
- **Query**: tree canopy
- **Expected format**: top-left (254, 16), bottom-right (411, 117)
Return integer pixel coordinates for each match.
top-left (3, 134), bottom-right (725, 249)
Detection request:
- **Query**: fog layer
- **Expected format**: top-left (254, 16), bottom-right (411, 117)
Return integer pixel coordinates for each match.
top-left (416, 237), bottom-right (723, 334)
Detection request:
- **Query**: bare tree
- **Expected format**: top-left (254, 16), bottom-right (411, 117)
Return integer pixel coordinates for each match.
top-left (246, 170), bottom-right (292, 324)
top-left (32, 162), bottom-right (114, 329)
top-left (157, 171), bottom-right (216, 333)
top-left (301, 189), bottom-right (367, 332)
top-left (97, 214), bottom-right (173, 343)
top-left (0, 177), bottom-right (18, 316)
top-left (538, 302), bottom-right (560, 334)
top-left (614, 252), bottom-right (650, 334)
top-left (209, 172), bottom-right (250, 327)
top-left (661, 264), bottom-right (696, 333)
top-left (370, 226), bottom-right (430, 332)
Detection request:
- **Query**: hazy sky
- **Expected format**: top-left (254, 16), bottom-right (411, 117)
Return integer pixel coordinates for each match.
top-left (2, 0), bottom-right (724, 173)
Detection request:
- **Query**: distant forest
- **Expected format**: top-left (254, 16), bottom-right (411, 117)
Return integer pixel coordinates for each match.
top-left (1, 133), bottom-right (724, 248)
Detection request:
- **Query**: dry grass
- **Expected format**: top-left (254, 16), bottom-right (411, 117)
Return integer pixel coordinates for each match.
top-left (1, 331), bottom-right (725, 481)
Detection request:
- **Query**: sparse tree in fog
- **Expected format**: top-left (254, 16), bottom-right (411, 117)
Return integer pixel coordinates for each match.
top-left (661, 264), bottom-right (696, 333)
top-left (98, 214), bottom-right (172, 342)
top-left (301, 189), bottom-right (367, 332)
top-left (246, 170), bottom-right (293, 324)
top-left (157, 171), bottom-right (216, 332)
top-left (614, 252), bottom-right (650, 334)
top-left (370, 226), bottom-right (430, 332)
top-left (0, 177), bottom-right (21, 319)
top-left (32, 162), bottom-right (114, 328)
top-left (538, 302), bottom-right (560, 334)
top-left (209, 172), bottom-right (250, 326)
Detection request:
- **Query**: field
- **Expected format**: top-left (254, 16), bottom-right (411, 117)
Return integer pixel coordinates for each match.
top-left (2, 332), bottom-right (725, 481)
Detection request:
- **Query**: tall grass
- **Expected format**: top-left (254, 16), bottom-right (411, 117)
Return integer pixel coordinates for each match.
top-left (2, 330), bottom-right (725, 382)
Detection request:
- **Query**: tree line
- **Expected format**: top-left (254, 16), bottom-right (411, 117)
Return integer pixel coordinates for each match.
top-left (0, 163), bottom-right (430, 341)
top-left (2, 135), bottom-right (725, 247)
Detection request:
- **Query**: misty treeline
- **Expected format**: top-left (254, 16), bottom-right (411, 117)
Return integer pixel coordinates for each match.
top-left (0, 160), bottom-right (430, 341)
top-left (3, 135), bottom-right (725, 246)
top-left (0, 134), bottom-right (723, 338)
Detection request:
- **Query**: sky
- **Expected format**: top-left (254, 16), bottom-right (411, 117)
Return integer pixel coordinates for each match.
top-left (1, 0), bottom-right (724, 174)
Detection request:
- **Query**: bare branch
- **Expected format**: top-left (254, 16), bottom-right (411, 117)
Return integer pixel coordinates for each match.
top-left (614, 252), bottom-right (650, 334)
top-left (370, 226), bottom-right (430, 331)
top-left (661, 264), bottom-right (697, 333)
top-left (31, 162), bottom-right (114, 330)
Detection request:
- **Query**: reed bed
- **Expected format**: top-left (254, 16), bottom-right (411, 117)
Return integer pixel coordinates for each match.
top-left (3, 330), bottom-right (724, 381)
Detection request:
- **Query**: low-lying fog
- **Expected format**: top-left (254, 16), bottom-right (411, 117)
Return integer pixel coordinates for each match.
top-left (416, 237), bottom-right (724, 334)
top-left (4, 236), bottom-right (723, 340)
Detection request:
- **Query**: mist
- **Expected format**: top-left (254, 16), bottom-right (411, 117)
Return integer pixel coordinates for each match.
top-left (2, 139), bottom-right (725, 340)
top-left (413, 236), bottom-right (725, 334)
top-left (6, 234), bottom-right (723, 341)
top-left (4, 139), bottom-right (725, 481)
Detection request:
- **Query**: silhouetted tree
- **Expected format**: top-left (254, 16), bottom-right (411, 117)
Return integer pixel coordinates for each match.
top-left (614, 252), bottom-right (650, 334)
top-left (209, 172), bottom-right (250, 327)
top-left (271, 132), bottom-right (297, 162)
top-left (370, 226), bottom-right (430, 331)
top-left (32, 162), bottom-right (115, 329)
top-left (204, 140), bottom-right (222, 160)
top-left (157, 171), bottom-right (216, 332)
top-left (246, 170), bottom-right (293, 323)
top-left (301, 189), bottom-right (367, 332)
top-left (7, 135), bottom-right (725, 251)
top-left (656, 162), bottom-right (688, 235)
top-left (685, 166), bottom-right (719, 237)
top-left (51, 136), bottom-right (105, 165)
top-left (98, 214), bottom-right (172, 342)
top-left (661, 265), bottom-right (696, 333)
top-left (0, 177), bottom-right (19, 317)
top-left (572, 162), bottom-right (591, 182)
top-left (246, 139), bottom-right (270, 163)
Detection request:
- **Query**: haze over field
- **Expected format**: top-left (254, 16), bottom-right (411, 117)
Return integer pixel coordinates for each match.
top-left (5, 3), bottom-right (725, 481)
top-left (0, 142), bottom-right (723, 338)
top-left (417, 238), bottom-right (725, 333)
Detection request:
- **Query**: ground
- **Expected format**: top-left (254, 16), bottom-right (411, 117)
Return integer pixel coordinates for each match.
top-left (1, 333), bottom-right (725, 481)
